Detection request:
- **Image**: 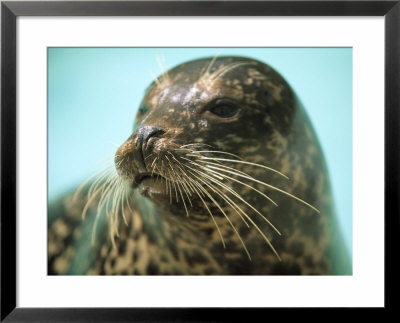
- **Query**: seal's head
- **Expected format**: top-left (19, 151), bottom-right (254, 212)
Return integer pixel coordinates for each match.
top-left (111, 56), bottom-right (341, 273)
top-left (115, 57), bottom-right (298, 212)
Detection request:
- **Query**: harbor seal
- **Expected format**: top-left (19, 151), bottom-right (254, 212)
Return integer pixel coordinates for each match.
top-left (48, 56), bottom-right (351, 275)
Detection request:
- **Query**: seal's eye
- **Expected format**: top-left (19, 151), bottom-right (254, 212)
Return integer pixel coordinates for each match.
top-left (209, 101), bottom-right (238, 118)
top-left (138, 104), bottom-right (149, 116)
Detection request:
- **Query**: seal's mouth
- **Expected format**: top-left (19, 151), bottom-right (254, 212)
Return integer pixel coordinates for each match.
top-left (132, 173), bottom-right (150, 187)
top-left (132, 172), bottom-right (156, 188)
top-left (134, 173), bottom-right (171, 200)
top-left (132, 172), bottom-right (168, 193)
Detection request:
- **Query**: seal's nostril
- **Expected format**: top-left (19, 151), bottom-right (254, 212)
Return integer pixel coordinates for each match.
top-left (137, 126), bottom-right (165, 148)
top-left (135, 126), bottom-right (165, 172)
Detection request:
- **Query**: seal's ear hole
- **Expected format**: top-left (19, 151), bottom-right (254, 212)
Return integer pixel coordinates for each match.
top-left (208, 99), bottom-right (238, 118)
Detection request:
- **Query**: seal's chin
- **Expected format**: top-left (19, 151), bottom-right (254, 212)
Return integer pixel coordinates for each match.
top-left (134, 175), bottom-right (191, 215)
top-left (130, 173), bottom-right (170, 203)
top-left (138, 176), bottom-right (167, 199)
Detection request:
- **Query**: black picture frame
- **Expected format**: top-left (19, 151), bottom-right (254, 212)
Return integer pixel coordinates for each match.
top-left (1, 0), bottom-right (399, 321)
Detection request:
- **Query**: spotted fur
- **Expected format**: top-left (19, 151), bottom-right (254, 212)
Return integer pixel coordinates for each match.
top-left (48, 56), bottom-right (351, 275)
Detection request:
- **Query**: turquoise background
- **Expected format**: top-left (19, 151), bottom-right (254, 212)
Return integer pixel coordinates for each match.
top-left (48, 47), bottom-right (352, 259)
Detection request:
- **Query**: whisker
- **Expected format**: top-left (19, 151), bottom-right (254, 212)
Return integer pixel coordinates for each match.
top-left (165, 157), bottom-right (179, 203)
top-left (190, 156), bottom-right (289, 180)
top-left (204, 164), bottom-right (319, 213)
top-left (210, 62), bottom-right (251, 84)
top-left (188, 176), bottom-right (251, 260)
top-left (114, 182), bottom-right (128, 226)
top-left (167, 158), bottom-right (189, 217)
top-left (81, 174), bottom-right (114, 220)
top-left (145, 153), bottom-right (155, 161)
top-left (150, 71), bottom-right (161, 86)
top-left (186, 164), bottom-right (280, 235)
top-left (88, 169), bottom-right (115, 200)
top-left (195, 160), bottom-right (254, 178)
top-left (186, 166), bottom-right (280, 260)
top-left (150, 157), bottom-right (158, 176)
top-left (179, 143), bottom-right (214, 149)
top-left (169, 158), bottom-right (194, 208)
top-left (183, 158), bottom-right (277, 207)
top-left (202, 54), bottom-right (219, 76)
top-left (186, 150), bottom-right (242, 160)
top-left (90, 175), bottom-right (120, 245)
top-left (187, 178), bottom-right (226, 248)
top-left (166, 169), bottom-right (178, 203)
top-left (185, 169), bottom-right (249, 228)
top-left (155, 53), bottom-right (170, 82)
top-left (124, 184), bottom-right (134, 214)
top-left (73, 166), bottom-right (114, 201)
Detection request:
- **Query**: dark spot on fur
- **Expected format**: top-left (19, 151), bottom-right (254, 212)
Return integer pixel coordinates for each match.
top-left (201, 227), bottom-right (214, 236)
top-left (226, 260), bottom-right (251, 275)
top-left (167, 242), bottom-right (179, 260)
top-left (146, 229), bottom-right (159, 244)
top-left (289, 241), bottom-right (304, 257)
top-left (238, 225), bottom-right (250, 239)
top-left (204, 268), bottom-right (217, 275)
top-left (118, 240), bottom-right (127, 255)
top-left (184, 249), bottom-right (209, 267)
top-left (133, 250), bottom-right (138, 262)
top-left (308, 271), bottom-right (320, 275)
top-left (172, 268), bottom-right (184, 275)
top-left (184, 251), bottom-right (194, 267)
top-left (300, 216), bottom-right (322, 243)
top-left (147, 260), bottom-right (159, 275)
top-left (304, 255), bottom-right (314, 267)
top-left (271, 262), bottom-right (301, 275)
top-left (263, 91), bottom-right (269, 103)
top-left (317, 261), bottom-right (328, 272)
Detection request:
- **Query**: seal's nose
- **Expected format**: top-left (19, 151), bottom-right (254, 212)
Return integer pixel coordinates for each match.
top-left (136, 126), bottom-right (165, 149)
top-left (115, 125), bottom-right (166, 178)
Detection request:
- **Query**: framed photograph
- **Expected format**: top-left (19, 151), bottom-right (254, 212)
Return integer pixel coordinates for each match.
top-left (1, 0), bottom-right (398, 320)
